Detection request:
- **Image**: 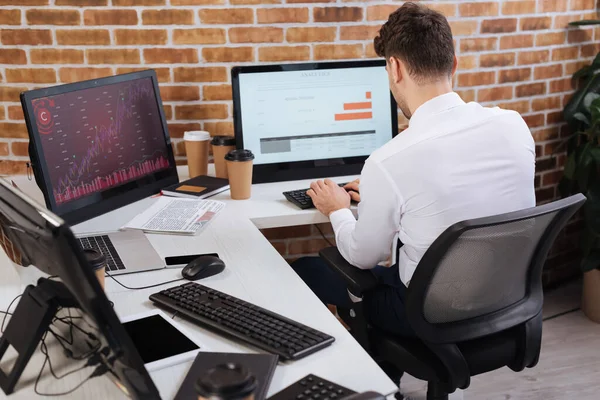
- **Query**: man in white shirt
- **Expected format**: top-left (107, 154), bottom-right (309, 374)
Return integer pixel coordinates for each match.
top-left (291, 2), bottom-right (536, 337)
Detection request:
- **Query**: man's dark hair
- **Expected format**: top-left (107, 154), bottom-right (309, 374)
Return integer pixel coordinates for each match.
top-left (374, 2), bottom-right (455, 83)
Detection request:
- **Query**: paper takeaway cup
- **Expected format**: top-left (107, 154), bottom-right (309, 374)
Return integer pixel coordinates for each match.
top-left (211, 136), bottom-right (236, 179)
top-left (184, 131), bottom-right (211, 178)
top-left (225, 149), bottom-right (254, 200)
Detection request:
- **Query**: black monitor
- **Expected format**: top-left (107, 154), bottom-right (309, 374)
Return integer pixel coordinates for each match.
top-left (231, 60), bottom-right (398, 183)
top-left (21, 69), bottom-right (178, 225)
top-left (0, 178), bottom-right (160, 399)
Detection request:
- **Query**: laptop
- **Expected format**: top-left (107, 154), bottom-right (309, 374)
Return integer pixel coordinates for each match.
top-left (20, 69), bottom-right (179, 276)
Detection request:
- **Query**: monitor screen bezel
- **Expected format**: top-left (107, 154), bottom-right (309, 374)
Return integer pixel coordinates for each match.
top-left (231, 60), bottom-right (399, 184)
top-left (20, 69), bottom-right (178, 226)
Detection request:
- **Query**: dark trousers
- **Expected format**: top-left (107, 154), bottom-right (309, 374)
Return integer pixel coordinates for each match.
top-left (290, 257), bottom-right (415, 337)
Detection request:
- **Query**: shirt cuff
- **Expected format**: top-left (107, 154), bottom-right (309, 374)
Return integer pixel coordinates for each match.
top-left (329, 208), bottom-right (355, 231)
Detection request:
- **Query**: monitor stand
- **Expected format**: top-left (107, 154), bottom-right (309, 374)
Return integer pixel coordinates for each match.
top-left (0, 278), bottom-right (79, 395)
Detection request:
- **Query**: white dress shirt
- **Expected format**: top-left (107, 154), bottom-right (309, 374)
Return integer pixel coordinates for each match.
top-left (329, 92), bottom-right (536, 286)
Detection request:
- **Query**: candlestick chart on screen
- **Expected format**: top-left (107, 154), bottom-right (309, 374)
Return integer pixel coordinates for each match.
top-left (32, 78), bottom-right (169, 205)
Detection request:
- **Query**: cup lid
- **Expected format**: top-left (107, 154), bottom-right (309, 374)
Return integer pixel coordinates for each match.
top-left (211, 136), bottom-right (236, 146)
top-left (183, 131), bottom-right (211, 141)
top-left (194, 363), bottom-right (257, 399)
top-left (225, 149), bottom-right (254, 162)
top-left (83, 248), bottom-right (106, 271)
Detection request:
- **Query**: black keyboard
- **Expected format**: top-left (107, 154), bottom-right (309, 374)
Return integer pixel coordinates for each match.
top-left (268, 374), bottom-right (355, 400)
top-left (283, 182), bottom-right (349, 210)
top-left (78, 235), bottom-right (125, 271)
top-left (149, 282), bottom-right (335, 361)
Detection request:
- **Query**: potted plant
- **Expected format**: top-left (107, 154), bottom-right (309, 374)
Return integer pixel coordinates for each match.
top-left (561, 20), bottom-right (600, 322)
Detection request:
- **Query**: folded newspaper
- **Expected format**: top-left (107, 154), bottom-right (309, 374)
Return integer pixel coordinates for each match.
top-left (121, 197), bottom-right (226, 235)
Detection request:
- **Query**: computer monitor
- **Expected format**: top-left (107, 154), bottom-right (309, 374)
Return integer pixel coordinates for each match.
top-left (21, 69), bottom-right (178, 225)
top-left (0, 178), bottom-right (160, 399)
top-left (231, 60), bottom-right (398, 183)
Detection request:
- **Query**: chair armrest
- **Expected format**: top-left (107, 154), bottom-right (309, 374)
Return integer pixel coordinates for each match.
top-left (319, 247), bottom-right (378, 297)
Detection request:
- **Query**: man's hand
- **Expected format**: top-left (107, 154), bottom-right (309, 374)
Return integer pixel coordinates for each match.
top-left (344, 179), bottom-right (361, 203)
top-left (307, 179), bottom-right (351, 216)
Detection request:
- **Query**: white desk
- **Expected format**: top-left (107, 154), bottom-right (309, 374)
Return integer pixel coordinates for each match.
top-left (0, 168), bottom-right (394, 400)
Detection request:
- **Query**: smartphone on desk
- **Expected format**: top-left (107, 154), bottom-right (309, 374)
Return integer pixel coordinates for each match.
top-left (164, 253), bottom-right (219, 268)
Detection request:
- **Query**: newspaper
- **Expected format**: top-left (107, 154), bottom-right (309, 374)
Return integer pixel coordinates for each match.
top-left (121, 197), bottom-right (225, 235)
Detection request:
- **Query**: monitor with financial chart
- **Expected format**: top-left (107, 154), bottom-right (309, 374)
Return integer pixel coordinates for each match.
top-left (231, 60), bottom-right (399, 183)
top-left (21, 69), bottom-right (178, 225)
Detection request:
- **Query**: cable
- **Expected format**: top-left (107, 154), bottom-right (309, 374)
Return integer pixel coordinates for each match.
top-left (542, 307), bottom-right (580, 321)
top-left (1, 294), bottom-right (22, 333)
top-left (314, 224), bottom-right (335, 247)
top-left (106, 270), bottom-right (183, 290)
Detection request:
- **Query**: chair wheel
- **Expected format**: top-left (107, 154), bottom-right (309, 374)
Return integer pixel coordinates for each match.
top-left (394, 392), bottom-right (404, 400)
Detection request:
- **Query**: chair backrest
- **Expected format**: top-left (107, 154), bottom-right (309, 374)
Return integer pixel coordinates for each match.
top-left (406, 194), bottom-right (586, 344)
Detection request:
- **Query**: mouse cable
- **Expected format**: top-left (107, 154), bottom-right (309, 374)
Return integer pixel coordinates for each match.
top-left (105, 270), bottom-right (184, 290)
top-left (1, 294), bottom-right (22, 333)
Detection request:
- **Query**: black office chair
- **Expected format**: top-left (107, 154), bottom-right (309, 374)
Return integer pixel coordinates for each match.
top-left (319, 194), bottom-right (586, 400)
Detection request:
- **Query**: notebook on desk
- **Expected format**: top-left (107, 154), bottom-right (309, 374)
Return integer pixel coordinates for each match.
top-left (161, 175), bottom-right (230, 199)
top-left (174, 352), bottom-right (278, 400)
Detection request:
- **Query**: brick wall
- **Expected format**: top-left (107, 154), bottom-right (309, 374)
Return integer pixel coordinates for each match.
top-left (0, 0), bottom-right (597, 285)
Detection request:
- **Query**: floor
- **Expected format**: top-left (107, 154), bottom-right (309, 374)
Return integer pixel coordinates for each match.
top-left (399, 279), bottom-right (600, 400)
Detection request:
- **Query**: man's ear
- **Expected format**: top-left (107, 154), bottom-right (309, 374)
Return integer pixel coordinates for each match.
top-left (388, 56), bottom-right (402, 84)
top-left (451, 54), bottom-right (458, 77)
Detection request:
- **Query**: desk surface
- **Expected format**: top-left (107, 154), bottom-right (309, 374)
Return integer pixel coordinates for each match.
top-left (0, 168), bottom-right (393, 400)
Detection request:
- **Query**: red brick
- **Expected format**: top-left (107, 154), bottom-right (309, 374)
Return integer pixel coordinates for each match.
top-left (481, 18), bottom-right (517, 33)
top-left (534, 64), bottom-right (563, 80)
top-left (26, 9), bottom-right (80, 25)
top-left (532, 127), bottom-right (560, 142)
top-left (58, 67), bottom-right (112, 83)
top-left (480, 52), bottom-right (516, 68)
top-left (172, 0), bottom-right (224, 4)
top-left (142, 10), bottom-right (194, 25)
top-left (262, 225), bottom-right (312, 240)
top-left (477, 87), bottom-right (514, 102)
top-left (460, 38), bottom-right (497, 52)
top-left (542, 171), bottom-right (562, 187)
top-left (449, 20), bottom-right (479, 36)
top-left (168, 123), bottom-right (201, 139)
top-left (117, 67), bottom-right (170, 83)
top-left (366, 5), bottom-right (397, 21)
top-left (547, 111), bottom-right (564, 125)
top-left (516, 82), bottom-right (546, 97)
top-left (456, 89), bottom-right (476, 103)
top-left (84, 10), bottom-right (137, 25)
top-left (497, 100), bottom-right (530, 114)
top-left (0, 123), bottom-right (29, 139)
top-left (7, 106), bottom-right (23, 120)
top-left (163, 105), bottom-right (172, 120)
top-left (202, 47), bottom-right (253, 63)
top-left (337, 25), bottom-right (379, 41)
top-left (174, 67), bottom-right (227, 82)
top-left (570, 0), bottom-right (596, 10)
top-left (0, 143), bottom-right (7, 157)
top-left (314, 44), bottom-right (362, 60)
top-left (258, 46), bottom-right (310, 62)
top-left (230, 0), bottom-right (279, 4)
top-left (365, 42), bottom-right (378, 59)
top-left (536, 32), bottom-right (566, 46)
top-left (115, 29), bottom-right (168, 45)
top-left (199, 8), bottom-right (254, 24)
top-left (203, 85), bottom-right (232, 101)
top-left (518, 50), bottom-right (550, 65)
top-left (175, 104), bottom-right (228, 120)
top-left (523, 114), bottom-right (545, 128)
top-left (31, 49), bottom-right (84, 64)
top-left (173, 28), bottom-right (226, 45)
top-left (521, 17), bottom-right (552, 31)
top-left (87, 49), bottom-right (139, 64)
top-left (56, 29), bottom-right (110, 45)
top-left (500, 34), bottom-right (534, 49)
top-left (0, 10), bottom-right (20, 25)
top-left (554, 14), bottom-right (582, 28)
top-left (459, 2), bottom-right (499, 17)
top-left (57, 0), bottom-right (107, 4)
top-left (314, 7), bottom-right (363, 22)
top-left (229, 27), bottom-right (283, 43)
top-left (0, 49), bottom-right (26, 65)
top-left (204, 121), bottom-right (233, 136)
top-left (568, 29), bottom-right (594, 44)
top-left (0, 87), bottom-right (27, 102)
top-left (549, 78), bottom-right (573, 93)
top-left (289, 27), bottom-right (337, 42)
top-left (459, 55), bottom-right (478, 70)
top-left (502, 1), bottom-right (536, 14)
top-left (499, 68), bottom-right (531, 83)
top-left (113, 0), bottom-right (165, 4)
top-left (566, 60), bottom-right (592, 75)
top-left (457, 71), bottom-right (496, 87)
top-left (1, 29), bottom-right (52, 45)
top-left (539, 0), bottom-right (568, 12)
top-left (11, 142), bottom-right (28, 157)
top-left (427, 3), bottom-right (457, 17)
top-left (0, 161), bottom-right (27, 175)
top-left (532, 96), bottom-right (562, 111)
top-left (6, 68), bottom-right (56, 83)
top-left (552, 46), bottom-right (580, 61)
top-left (581, 44), bottom-right (600, 57)
top-left (159, 86), bottom-right (200, 102)
top-left (257, 8), bottom-right (309, 23)
top-left (0, 0), bottom-right (46, 3)
top-left (144, 48), bottom-right (198, 64)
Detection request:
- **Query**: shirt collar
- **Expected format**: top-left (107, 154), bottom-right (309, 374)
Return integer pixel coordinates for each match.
top-left (408, 92), bottom-right (465, 128)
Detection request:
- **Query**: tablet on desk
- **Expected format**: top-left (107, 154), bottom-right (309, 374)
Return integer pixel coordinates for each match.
top-left (120, 309), bottom-right (204, 372)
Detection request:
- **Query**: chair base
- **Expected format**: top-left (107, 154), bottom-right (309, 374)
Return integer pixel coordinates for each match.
top-left (427, 382), bottom-right (449, 400)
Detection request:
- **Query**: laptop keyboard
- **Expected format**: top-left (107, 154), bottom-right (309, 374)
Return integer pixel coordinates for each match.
top-left (78, 235), bottom-right (125, 271)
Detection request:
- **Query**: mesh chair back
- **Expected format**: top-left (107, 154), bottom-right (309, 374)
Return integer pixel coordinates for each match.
top-left (422, 213), bottom-right (555, 324)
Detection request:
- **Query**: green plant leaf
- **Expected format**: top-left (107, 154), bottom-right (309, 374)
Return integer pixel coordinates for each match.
top-left (569, 19), bottom-right (600, 26)
top-left (594, 52), bottom-right (600, 67)
top-left (573, 66), bottom-right (593, 82)
top-left (564, 153), bottom-right (577, 179)
top-left (584, 92), bottom-right (600, 109)
top-left (577, 144), bottom-right (593, 191)
top-left (564, 73), bottom-right (600, 126)
top-left (581, 250), bottom-right (600, 272)
top-left (584, 185), bottom-right (600, 235)
top-left (573, 112), bottom-right (591, 126)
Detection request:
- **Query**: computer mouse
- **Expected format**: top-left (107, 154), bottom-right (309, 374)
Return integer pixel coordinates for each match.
top-left (181, 255), bottom-right (225, 281)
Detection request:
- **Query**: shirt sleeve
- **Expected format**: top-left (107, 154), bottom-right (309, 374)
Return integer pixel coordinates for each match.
top-left (329, 159), bottom-right (402, 269)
